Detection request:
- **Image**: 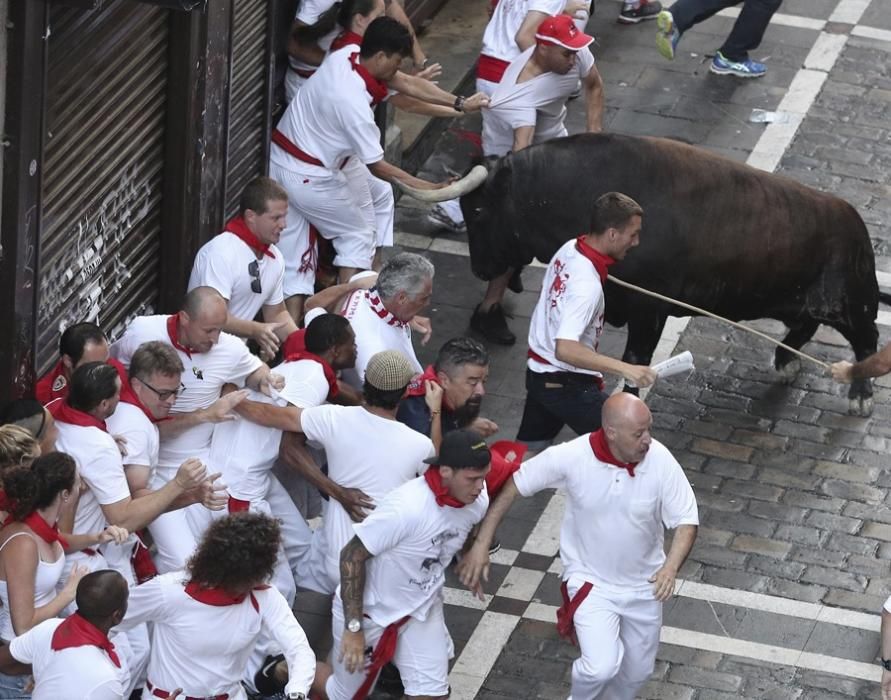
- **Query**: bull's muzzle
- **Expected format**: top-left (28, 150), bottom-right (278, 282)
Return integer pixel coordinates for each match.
top-left (393, 165), bottom-right (488, 203)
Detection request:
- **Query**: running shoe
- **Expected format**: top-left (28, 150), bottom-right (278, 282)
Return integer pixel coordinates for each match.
top-left (655, 10), bottom-right (680, 60)
top-left (618, 0), bottom-right (662, 24)
top-left (709, 51), bottom-right (767, 78)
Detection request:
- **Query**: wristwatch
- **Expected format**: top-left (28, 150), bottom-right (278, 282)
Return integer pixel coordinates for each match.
top-left (881, 658), bottom-right (891, 671)
top-left (347, 617), bottom-right (363, 633)
top-left (287, 694), bottom-right (306, 700)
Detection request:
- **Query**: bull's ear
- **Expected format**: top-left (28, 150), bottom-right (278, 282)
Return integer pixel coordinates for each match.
top-left (394, 165), bottom-right (488, 203)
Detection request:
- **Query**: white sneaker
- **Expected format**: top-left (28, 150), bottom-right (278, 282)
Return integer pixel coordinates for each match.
top-left (427, 198), bottom-right (466, 233)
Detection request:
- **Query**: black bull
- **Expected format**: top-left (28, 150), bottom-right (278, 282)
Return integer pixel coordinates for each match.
top-left (458, 132), bottom-right (885, 414)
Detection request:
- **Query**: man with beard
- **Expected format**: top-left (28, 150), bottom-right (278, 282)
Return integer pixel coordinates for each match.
top-left (397, 337), bottom-right (498, 450)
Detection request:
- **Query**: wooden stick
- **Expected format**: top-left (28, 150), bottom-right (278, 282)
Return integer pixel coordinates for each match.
top-left (606, 275), bottom-right (831, 370)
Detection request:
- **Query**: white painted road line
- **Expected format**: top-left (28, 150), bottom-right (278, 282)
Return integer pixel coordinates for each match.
top-left (829, 0), bottom-right (871, 25)
top-left (449, 611), bottom-right (521, 700)
top-left (717, 7), bottom-right (827, 32)
top-left (519, 490), bottom-right (564, 557)
top-left (852, 25), bottom-right (891, 44)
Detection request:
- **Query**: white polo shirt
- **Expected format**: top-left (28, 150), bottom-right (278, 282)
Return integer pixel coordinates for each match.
top-left (121, 572), bottom-right (315, 699)
top-left (208, 358), bottom-right (330, 502)
top-left (188, 232), bottom-right (286, 323)
top-left (301, 405), bottom-right (433, 590)
top-left (481, 0), bottom-right (566, 61)
top-left (289, 0), bottom-right (339, 78)
top-left (527, 238), bottom-right (605, 376)
top-left (484, 46), bottom-right (596, 156)
top-left (338, 289), bottom-right (422, 389)
top-left (106, 402), bottom-right (159, 478)
top-left (109, 315), bottom-right (263, 473)
top-left (55, 422), bottom-right (130, 537)
top-left (513, 435), bottom-right (698, 592)
top-left (353, 476), bottom-right (488, 626)
top-left (9, 617), bottom-right (129, 700)
top-left (271, 46), bottom-right (384, 176)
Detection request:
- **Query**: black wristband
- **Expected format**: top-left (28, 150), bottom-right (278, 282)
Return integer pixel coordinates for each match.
top-left (454, 95), bottom-right (465, 112)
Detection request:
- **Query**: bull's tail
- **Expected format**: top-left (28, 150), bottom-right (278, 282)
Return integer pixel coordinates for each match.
top-left (880, 291), bottom-right (891, 306)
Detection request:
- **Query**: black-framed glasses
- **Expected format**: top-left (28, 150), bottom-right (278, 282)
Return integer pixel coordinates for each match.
top-left (248, 260), bottom-right (262, 294)
top-left (135, 377), bottom-right (185, 401)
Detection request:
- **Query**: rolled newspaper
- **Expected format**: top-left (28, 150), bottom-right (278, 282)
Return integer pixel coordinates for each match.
top-left (625, 351), bottom-right (695, 388)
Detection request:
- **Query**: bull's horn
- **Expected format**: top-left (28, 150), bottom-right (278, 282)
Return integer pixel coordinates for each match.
top-left (394, 165), bottom-right (488, 203)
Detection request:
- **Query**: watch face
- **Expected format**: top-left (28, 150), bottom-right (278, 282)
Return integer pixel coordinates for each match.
top-left (347, 618), bottom-right (361, 632)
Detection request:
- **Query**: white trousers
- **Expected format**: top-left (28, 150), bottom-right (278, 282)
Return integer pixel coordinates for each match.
top-left (567, 577), bottom-right (662, 700)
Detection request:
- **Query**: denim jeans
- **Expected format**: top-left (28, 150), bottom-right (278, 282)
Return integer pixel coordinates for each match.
top-left (669, 0), bottom-right (783, 61)
top-left (0, 669), bottom-right (30, 700)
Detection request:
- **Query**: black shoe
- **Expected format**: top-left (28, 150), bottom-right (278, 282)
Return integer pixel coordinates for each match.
top-left (618, 0), bottom-right (662, 23)
top-left (470, 304), bottom-right (516, 345)
top-left (489, 538), bottom-right (502, 555)
top-left (253, 654), bottom-right (286, 696)
top-left (508, 268), bottom-right (524, 294)
top-left (377, 662), bottom-right (405, 695)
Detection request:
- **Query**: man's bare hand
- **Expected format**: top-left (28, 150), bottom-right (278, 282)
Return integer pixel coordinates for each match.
top-left (563, 0), bottom-right (588, 17)
top-left (97, 525), bottom-right (130, 545)
top-left (195, 472), bottom-right (228, 511)
top-left (415, 62), bottom-right (442, 81)
top-left (410, 316), bottom-right (433, 345)
top-left (648, 564), bottom-right (678, 602)
top-left (337, 487), bottom-right (375, 523)
top-left (455, 541), bottom-right (491, 598)
top-left (468, 417), bottom-right (498, 437)
top-left (202, 390), bottom-right (249, 423)
top-left (259, 372), bottom-right (286, 396)
top-left (830, 360), bottom-right (853, 383)
top-left (173, 458), bottom-right (207, 492)
top-left (424, 380), bottom-right (443, 414)
top-left (624, 365), bottom-right (657, 389)
top-left (462, 92), bottom-right (490, 112)
top-left (340, 629), bottom-right (367, 674)
top-left (253, 321), bottom-right (288, 358)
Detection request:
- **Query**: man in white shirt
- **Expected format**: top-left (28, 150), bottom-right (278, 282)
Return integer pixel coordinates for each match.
top-left (516, 192), bottom-right (656, 450)
top-left (4, 570), bottom-right (131, 700)
top-left (188, 176), bottom-right (299, 352)
top-left (269, 17), bottom-right (487, 286)
top-left (110, 286), bottom-right (282, 570)
top-left (323, 429), bottom-right (491, 699)
top-left (120, 513), bottom-right (318, 700)
top-left (459, 393), bottom-right (699, 700)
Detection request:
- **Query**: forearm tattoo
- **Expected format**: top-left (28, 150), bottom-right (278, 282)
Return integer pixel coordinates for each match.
top-left (340, 536), bottom-right (371, 623)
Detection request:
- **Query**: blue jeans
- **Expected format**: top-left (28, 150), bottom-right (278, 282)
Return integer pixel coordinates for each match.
top-left (0, 669), bottom-right (30, 699)
top-left (669, 0), bottom-right (782, 61)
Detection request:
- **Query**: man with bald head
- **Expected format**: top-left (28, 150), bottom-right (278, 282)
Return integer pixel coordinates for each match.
top-left (110, 286), bottom-right (284, 571)
top-left (458, 393), bottom-right (698, 700)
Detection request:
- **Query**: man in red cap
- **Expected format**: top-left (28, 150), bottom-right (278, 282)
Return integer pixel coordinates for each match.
top-left (470, 12), bottom-right (605, 346)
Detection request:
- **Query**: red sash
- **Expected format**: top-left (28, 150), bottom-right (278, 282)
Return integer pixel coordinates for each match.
top-left (224, 215), bottom-right (274, 259)
top-left (556, 581), bottom-right (593, 646)
top-left (352, 615), bottom-right (411, 700)
top-left (476, 53), bottom-right (509, 82)
top-left (51, 613), bottom-right (121, 667)
top-left (227, 496), bottom-right (250, 513)
top-left (131, 533), bottom-right (159, 584)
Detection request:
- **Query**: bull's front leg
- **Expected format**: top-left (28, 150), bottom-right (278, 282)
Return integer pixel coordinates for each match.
top-left (834, 319), bottom-right (879, 417)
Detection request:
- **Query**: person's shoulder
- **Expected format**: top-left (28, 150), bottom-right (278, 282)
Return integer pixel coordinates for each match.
top-left (123, 314), bottom-right (167, 338)
top-left (216, 331), bottom-right (257, 356)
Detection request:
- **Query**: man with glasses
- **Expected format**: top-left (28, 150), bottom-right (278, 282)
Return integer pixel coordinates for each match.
top-left (106, 341), bottom-right (229, 575)
top-left (188, 176), bottom-right (299, 355)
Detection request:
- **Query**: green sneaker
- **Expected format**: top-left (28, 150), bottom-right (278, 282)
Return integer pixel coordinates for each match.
top-left (656, 10), bottom-right (680, 60)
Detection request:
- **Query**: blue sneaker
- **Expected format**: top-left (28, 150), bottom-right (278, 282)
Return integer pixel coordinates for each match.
top-left (709, 51), bottom-right (767, 78)
top-left (655, 10), bottom-right (680, 60)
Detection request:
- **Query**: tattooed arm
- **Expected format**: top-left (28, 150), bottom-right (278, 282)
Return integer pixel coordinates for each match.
top-left (339, 536), bottom-right (373, 674)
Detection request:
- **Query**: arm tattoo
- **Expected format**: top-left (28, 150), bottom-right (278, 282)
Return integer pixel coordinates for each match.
top-left (340, 536), bottom-right (372, 623)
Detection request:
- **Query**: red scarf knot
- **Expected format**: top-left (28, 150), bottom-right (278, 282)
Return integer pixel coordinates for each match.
top-left (331, 30), bottom-right (363, 52)
top-left (366, 290), bottom-right (407, 328)
top-left (184, 580), bottom-right (269, 613)
top-left (423, 467), bottom-right (466, 508)
top-left (224, 215), bottom-right (275, 259)
top-left (575, 236), bottom-right (615, 284)
top-left (349, 51), bottom-right (388, 107)
top-left (22, 511), bottom-right (69, 550)
top-left (589, 428), bottom-right (638, 477)
top-left (51, 613), bottom-right (120, 667)
top-left (165, 314), bottom-right (199, 359)
top-left (49, 400), bottom-right (108, 433)
top-left (284, 347), bottom-right (339, 400)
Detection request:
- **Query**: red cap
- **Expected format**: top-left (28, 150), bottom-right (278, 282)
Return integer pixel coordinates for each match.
top-left (535, 14), bottom-right (594, 50)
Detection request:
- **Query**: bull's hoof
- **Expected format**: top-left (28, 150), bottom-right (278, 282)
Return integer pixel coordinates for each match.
top-left (777, 359), bottom-right (801, 384)
top-left (848, 396), bottom-right (874, 417)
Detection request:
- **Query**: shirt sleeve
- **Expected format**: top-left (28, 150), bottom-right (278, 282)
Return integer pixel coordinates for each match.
top-left (189, 245), bottom-right (236, 301)
top-left (298, 405), bottom-right (335, 444)
top-left (278, 366), bottom-right (329, 409)
top-left (512, 443), bottom-right (570, 497)
top-left (109, 325), bottom-right (142, 369)
top-left (265, 257), bottom-right (286, 307)
top-left (353, 495), bottom-right (414, 557)
top-left (8, 624), bottom-right (37, 663)
top-left (578, 48), bottom-right (595, 76)
top-left (258, 588), bottom-right (316, 697)
top-left (395, 397), bottom-right (432, 437)
top-left (118, 576), bottom-right (169, 629)
top-left (658, 454), bottom-right (699, 529)
top-left (345, 119), bottom-right (385, 165)
top-left (82, 444), bottom-right (132, 506)
top-left (116, 425), bottom-right (152, 469)
top-left (554, 276), bottom-right (602, 342)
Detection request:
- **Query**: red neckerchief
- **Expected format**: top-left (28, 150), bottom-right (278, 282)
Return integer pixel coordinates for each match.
top-left (50, 613), bottom-right (120, 668)
top-left (118, 380), bottom-right (161, 424)
top-left (575, 236), bottom-right (615, 284)
top-left (284, 350), bottom-right (339, 400)
top-left (35, 359), bottom-right (68, 405)
top-left (331, 30), bottom-right (362, 52)
top-left (49, 400), bottom-right (108, 433)
top-left (22, 511), bottom-right (69, 550)
top-left (404, 365), bottom-right (456, 411)
top-left (349, 51), bottom-right (388, 107)
top-left (589, 428), bottom-right (638, 477)
top-left (282, 329), bottom-right (306, 356)
top-left (224, 215), bottom-right (275, 259)
top-left (424, 467), bottom-right (466, 508)
top-left (184, 580), bottom-right (269, 613)
top-left (165, 314), bottom-right (198, 359)
top-left (366, 289), bottom-right (407, 328)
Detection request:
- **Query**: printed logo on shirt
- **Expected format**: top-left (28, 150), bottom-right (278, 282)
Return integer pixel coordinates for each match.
top-left (408, 529), bottom-right (460, 593)
top-left (192, 366), bottom-right (204, 380)
top-left (52, 375), bottom-right (67, 392)
top-left (548, 258), bottom-right (570, 308)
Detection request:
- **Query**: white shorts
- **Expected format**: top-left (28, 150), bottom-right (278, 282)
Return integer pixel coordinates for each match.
top-left (327, 597), bottom-right (451, 699)
top-left (269, 161), bottom-right (318, 298)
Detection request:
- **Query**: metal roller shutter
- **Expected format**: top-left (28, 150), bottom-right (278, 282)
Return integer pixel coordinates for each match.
top-left (36, 1), bottom-right (169, 375)
top-left (224, 0), bottom-right (270, 218)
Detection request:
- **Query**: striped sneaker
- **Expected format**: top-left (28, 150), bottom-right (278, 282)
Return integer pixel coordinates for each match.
top-left (709, 51), bottom-right (767, 77)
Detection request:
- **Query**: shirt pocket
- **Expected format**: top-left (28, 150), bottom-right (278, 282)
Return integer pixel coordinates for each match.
top-left (628, 497), bottom-right (657, 525)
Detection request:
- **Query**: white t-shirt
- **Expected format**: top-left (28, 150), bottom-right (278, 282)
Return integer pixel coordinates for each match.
top-left (527, 238), bottom-right (605, 376)
top-left (208, 359), bottom-right (330, 501)
top-left (338, 289), bottom-right (422, 389)
top-left (55, 422), bottom-right (130, 536)
top-left (110, 315), bottom-right (263, 473)
top-left (301, 405), bottom-right (434, 587)
top-left (120, 571), bottom-right (315, 698)
top-left (513, 435), bottom-right (698, 592)
top-left (271, 46), bottom-right (383, 175)
top-left (484, 46), bottom-right (595, 156)
top-left (106, 401), bottom-right (159, 478)
top-left (9, 617), bottom-right (129, 700)
top-left (289, 0), bottom-right (339, 76)
top-left (353, 477), bottom-right (488, 626)
top-left (480, 0), bottom-right (566, 62)
top-left (187, 232), bottom-right (286, 323)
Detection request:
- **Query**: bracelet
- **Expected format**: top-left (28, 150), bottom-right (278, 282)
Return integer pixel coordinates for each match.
top-left (453, 95), bottom-right (465, 113)
top-left (419, 58), bottom-right (430, 69)
top-left (430, 408), bottom-right (442, 415)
